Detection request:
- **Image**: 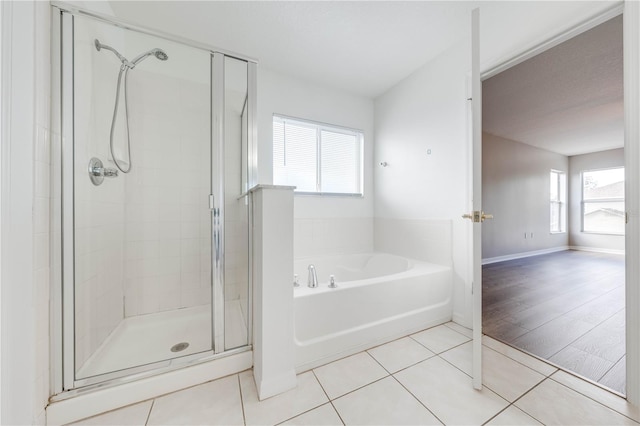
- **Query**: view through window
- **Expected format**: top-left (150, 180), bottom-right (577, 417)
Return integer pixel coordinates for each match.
top-left (582, 167), bottom-right (625, 234)
top-left (550, 170), bottom-right (567, 233)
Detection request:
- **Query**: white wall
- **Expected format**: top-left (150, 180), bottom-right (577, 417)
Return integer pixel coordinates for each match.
top-left (482, 133), bottom-right (569, 260)
top-left (373, 38), bottom-right (471, 326)
top-left (569, 148), bottom-right (625, 252)
top-left (0, 1), bottom-right (50, 424)
top-left (258, 68), bottom-right (375, 257)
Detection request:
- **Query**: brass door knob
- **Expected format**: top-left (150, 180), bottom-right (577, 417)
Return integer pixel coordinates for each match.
top-left (462, 211), bottom-right (494, 222)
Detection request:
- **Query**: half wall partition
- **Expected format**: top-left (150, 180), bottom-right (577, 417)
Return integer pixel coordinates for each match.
top-left (52, 6), bottom-right (256, 393)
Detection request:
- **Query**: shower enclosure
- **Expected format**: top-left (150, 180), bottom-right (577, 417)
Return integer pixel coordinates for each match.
top-left (52, 7), bottom-right (256, 392)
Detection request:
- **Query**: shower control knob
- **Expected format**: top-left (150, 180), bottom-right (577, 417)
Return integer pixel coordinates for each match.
top-left (102, 168), bottom-right (119, 178)
top-left (89, 157), bottom-right (118, 186)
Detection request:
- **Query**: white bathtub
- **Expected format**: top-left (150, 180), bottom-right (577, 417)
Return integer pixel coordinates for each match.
top-left (293, 253), bottom-right (452, 371)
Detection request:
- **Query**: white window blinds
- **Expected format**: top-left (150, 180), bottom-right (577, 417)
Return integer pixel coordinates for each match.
top-left (273, 115), bottom-right (363, 195)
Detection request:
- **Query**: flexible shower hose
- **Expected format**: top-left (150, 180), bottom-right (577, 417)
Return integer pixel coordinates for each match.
top-left (109, 64), bottom-right (133, 173)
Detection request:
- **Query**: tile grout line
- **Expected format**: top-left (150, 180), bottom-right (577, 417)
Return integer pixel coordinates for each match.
top-left (483, 334), bottom-right (561, 377)
top-left (433, 347), bottom-right (513, 415)
top-left (237, 374), bottom-right (247, 426)
top-left (481, 403), bottom-right (515, 426)
top-left (408, 333), bottom-right (471, 356)
top-left (389, 372), bottom-right (446, 426)
top-left (310, 370), bottom-right (346, 426)
top-left (548, 371), bottom-right (640, 424)
top-left (497, 376), bottom-right (551, 426)
top-left (482, 340), bottom-right (556, 378)
top-left (144, 399), bottom-right (155, 426)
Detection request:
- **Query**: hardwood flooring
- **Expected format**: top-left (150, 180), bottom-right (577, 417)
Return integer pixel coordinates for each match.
top-left (482, 250), bottom-right (625, 394)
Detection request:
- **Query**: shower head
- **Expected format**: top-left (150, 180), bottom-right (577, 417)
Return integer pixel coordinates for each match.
top-left (131, 48), bottom-right (169, 66)
top-left (95, 39), bottom-right (168, 68)
top-left (155, 50), bottom-right (169, 61)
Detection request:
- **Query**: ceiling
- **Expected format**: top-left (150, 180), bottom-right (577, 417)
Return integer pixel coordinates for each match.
top-left (483, 15), bottom-right (623, 156)
top-left (94, 1), bottom-right (620, 99)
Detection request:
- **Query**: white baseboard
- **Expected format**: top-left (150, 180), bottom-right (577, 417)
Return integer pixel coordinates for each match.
top-left (255, 369), bottom-right (297, 401)
top-left (569, 246), bottom-right (625, 255)
top-left (482, 246), bottom-right (569, 265)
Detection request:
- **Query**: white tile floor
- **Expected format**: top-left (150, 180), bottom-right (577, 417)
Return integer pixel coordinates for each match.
top-left (69, 323), bottom-right (640, 426)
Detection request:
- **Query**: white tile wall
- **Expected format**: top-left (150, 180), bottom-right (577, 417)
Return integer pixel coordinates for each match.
top-left (294, 217), bottom-right (373, 258)
top-left (73, 19), bottom-right (127, 370)
top-left (374, 218), bottom-right (452, 266)
top-left (122, 70), bottom-right (212, 317)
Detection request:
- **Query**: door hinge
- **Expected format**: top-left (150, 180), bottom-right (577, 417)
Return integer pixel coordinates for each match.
top-left (209, 194), bottom-right (214, 210)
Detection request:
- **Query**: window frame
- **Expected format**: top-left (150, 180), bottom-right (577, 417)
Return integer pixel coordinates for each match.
top-left (581, 166), bottom-right (625, 236)
top-left (550, 169), bottom-right (567, 234)
top-left (272, 114), bottom-right (364, 197)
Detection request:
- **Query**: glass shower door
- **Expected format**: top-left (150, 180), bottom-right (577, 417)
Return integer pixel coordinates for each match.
top-left (70, 13), bottom-right (214, 382)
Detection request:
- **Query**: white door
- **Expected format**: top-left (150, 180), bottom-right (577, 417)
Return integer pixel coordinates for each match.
top-left (467, 8), bottom-right (488, 391)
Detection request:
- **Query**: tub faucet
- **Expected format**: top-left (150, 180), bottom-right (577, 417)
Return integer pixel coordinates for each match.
top-left (308, 264), bottom-right (318, 288)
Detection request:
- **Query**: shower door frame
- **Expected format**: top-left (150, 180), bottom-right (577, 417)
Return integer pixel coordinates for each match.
top-left (52, 4), bottom-right (257, 396)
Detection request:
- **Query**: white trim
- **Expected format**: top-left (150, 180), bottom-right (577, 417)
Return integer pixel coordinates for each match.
top-left (0, 2), bottom-right (36, 423)
top-left (46, 350), bottom-right (252, 425)
top-left (0, 0), bottom-right (8, 418)
top-left (624, 0), bottom-right (640, 406)
top-left (482, 246), bottom-right (570, 265)
top-left (569, 246), bottom-right (625, 256)
top-left (470, 7), bottom-right (482, 391)
top-left (482, 2), bottom-right (623, 79)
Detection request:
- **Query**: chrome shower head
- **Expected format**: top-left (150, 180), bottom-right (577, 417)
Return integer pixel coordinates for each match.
top-left (131, 48), bottom-right (169, 66)
top-left (155, 49), bottom-right (169, 61)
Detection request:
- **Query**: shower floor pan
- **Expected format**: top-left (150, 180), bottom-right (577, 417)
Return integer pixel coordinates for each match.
top-left (77, 301), bottom-right (247, 379)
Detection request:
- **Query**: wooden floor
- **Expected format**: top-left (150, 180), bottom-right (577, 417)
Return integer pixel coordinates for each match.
top-left (483, 250), bottom-right (625, 394)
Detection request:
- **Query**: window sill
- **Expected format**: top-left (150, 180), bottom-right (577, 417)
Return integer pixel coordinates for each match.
top-left (581, 231), bottom-right (625, 236)
top-left (550, 231), bottom-right (566, 235)
top-left (294, 191), bottom-right (363, 198)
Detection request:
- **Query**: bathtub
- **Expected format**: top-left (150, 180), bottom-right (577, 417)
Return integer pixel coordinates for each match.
top-left (293, 252), bottom-right (452, 371)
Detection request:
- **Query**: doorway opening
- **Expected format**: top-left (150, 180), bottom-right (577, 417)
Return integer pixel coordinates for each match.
top-left (481, 14), bottom-right (625, 394)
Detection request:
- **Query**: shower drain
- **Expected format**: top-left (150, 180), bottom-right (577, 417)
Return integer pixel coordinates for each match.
top-left (171, 342), bottom-right (190, 353)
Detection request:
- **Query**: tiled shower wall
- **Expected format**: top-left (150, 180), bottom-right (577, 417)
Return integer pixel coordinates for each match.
top-left (122, 69), bottom-right (211, 316)
top-left (73, 23), bottom-right (127, 370)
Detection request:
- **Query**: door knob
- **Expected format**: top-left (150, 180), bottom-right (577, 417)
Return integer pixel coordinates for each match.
top-left (462, 211), bottom-right (494, 223)
top-left (481, 213), bottom-right (493, 221)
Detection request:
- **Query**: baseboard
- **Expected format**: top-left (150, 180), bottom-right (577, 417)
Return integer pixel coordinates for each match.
top-left (255, 368), bottom-right (297, 400)
top-left (482, 246), bottom-right (569, 265)
top-left (569, 246), bottom-right (625, 255)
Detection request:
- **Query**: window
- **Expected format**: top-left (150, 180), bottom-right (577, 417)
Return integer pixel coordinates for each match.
top-left (550, 170), bottom-right (567, 233)
top-left (273, 115), bottom-right (363, 195)
top-left (582, 167), bottom-right (625, 235)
